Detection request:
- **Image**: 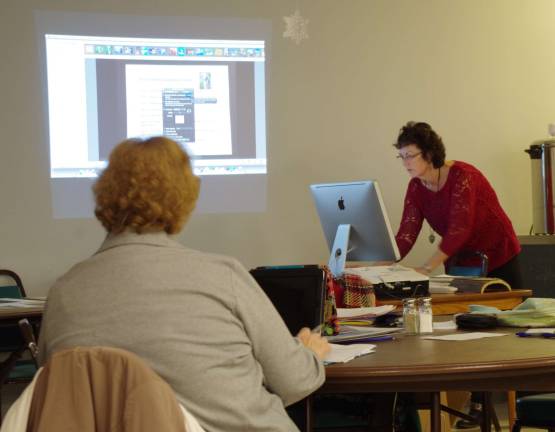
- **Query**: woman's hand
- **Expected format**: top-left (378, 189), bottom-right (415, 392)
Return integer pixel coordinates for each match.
top-left (296, 327), bottom-right (331, 360)
top-left (414, 266), bottom-right (432, 276)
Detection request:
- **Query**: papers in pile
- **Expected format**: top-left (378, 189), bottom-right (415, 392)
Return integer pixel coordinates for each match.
top-left (0, 297), bottom-right (45, 309)
top-left (326, 325), bottom-right (400, 343)
top-left (345, 265), bottom-right (429, 284)
top-left (336, 305), bottom-right (396, 326)
top-left (327, 305), bottom-right (400, 343)
top-left (429, 276), bottom-right (459, 294)
top-left (324, 343), bottom-right (376, 364)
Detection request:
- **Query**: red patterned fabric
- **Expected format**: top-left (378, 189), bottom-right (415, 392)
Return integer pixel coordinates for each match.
top-left (341, 273), bottom-right (376, 308)
top-left (395, 161), bottom-right (520, 271)
top-left (322, 266), bottom-right (340, 335)
top-left (321, 268), bottom-right (377, 335)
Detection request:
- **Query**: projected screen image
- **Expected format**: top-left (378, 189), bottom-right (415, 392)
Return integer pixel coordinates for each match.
top-left (126, 64), bottom-right (232, 156)
top-left (46, 34), bottom-right (266, 179)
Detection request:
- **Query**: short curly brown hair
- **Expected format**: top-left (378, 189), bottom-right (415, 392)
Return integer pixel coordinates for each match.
top-left (93, 136), bottom-right (200, 234)
top-left (393, 121), bottom-right (446, 168)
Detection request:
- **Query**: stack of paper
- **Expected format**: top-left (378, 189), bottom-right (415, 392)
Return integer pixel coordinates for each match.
top-left (0, 298), bottom-right (45, 309)
top-left (345, 265), bottom-right (429, 285)
top-left (429, 275), bottom-right (511, 294)
top-left (326, 325), bottom-right (399, 343)
top-left (429, 276), bottom-right (458, 294)
top-left (337, 305), bottom-right (396, 326)
top-left (324, 343), bottom-right (376, 364)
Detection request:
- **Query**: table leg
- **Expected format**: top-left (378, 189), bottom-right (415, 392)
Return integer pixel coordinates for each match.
top-left (430, 392), bottom-right (442, 432)
top-left (481, 392), bottom-right (492, 432)
top-left (305, 395), bottom-right (313, 432)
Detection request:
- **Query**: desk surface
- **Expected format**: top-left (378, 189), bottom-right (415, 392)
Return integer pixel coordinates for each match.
top-left (377, 289), bottom-right (533, 315)
top-left (324, 327), bottom-right (555, 393)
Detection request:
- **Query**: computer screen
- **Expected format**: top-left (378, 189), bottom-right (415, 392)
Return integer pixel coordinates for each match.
top-left (310, 180), bottom-right (400, 276)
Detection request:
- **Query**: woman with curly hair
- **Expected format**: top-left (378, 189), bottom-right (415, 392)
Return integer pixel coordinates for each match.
top-left (38, 136), bottom-right (329, 432)
top-left (394, 121), bottom-right (521, 285)
top-left (394, 122), bottom-right (522, 428)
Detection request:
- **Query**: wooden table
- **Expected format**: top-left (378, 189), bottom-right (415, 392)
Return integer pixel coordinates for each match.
top-left (0, 305), bottom-right (43, 323)
top-left (315, 327), bottom-right (555, 432)
top-left (377, 289), bottom-right (532, 315)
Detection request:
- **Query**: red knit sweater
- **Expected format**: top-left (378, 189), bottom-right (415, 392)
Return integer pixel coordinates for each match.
top-left (395, 161), bottom-right (520, 271)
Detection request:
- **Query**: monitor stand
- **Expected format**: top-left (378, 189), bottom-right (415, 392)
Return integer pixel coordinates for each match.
top-left (328, 224), bottom-right (351, 277)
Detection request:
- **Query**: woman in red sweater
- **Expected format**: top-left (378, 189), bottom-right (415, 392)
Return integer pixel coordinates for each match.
top-left (394, 121), bottom-right (522, 287)
top-left (394, 121), bottom-right (523, 428)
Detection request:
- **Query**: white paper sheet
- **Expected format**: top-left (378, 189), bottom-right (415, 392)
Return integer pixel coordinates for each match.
top-left (429, 285), bottom-right (458, 294)
top-left (432, 320), bottom-right (458, 330)
top-left (521, 328), bottom-right (555, 335)
top-left (324, 343), bottom-right (376, 364)
top-left (422, 332), bottom-right (507, 341)
top-left (337, 305), bottom-right (396, 319)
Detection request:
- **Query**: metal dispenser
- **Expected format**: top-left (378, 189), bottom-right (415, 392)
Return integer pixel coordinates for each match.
top-left (525, 126), bottom-right (555, 234)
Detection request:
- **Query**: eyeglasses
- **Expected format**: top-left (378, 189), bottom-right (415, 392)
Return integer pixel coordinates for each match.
top-left (396, 152), bottom-right (422, 161)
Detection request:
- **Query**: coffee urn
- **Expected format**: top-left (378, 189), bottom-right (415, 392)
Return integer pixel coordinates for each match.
top-left (525, 127), bottom-right (555, 234)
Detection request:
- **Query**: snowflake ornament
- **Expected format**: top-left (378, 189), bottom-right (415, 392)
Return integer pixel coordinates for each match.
top-left (283, 9), bottom-right (309, 45)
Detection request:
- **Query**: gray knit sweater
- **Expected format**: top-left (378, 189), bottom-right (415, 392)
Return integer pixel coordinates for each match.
top-left (38, 232), bottom-right (325, 431)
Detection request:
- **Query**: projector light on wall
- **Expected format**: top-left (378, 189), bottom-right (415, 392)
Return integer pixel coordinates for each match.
top-left (41, 32), bottom-right (268, 217)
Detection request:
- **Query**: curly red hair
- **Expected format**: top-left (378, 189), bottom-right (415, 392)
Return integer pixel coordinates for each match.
top-left (93, 136), bottom-right (199, 234)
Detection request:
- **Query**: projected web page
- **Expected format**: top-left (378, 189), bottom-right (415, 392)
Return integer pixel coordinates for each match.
top-left (125, 64), bottom-right (232, 156)
top-left (45, 34), bottom-right (267, 179)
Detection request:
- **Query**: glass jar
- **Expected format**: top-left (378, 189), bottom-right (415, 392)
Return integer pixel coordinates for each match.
top-left (402, 298), bottom-right (418, 335)
top-left (417, 297), bottom-right (433, 334)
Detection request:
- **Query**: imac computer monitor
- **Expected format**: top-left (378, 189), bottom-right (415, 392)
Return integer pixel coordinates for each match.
top-left (310, 180), bottom-right (401, 276)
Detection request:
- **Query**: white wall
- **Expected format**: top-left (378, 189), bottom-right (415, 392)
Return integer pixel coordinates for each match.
top-left (2, 0), bottom-right (554, 296)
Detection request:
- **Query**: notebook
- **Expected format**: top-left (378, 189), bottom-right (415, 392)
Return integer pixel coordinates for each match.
top-left (249, 266), bottom-right (326, 335)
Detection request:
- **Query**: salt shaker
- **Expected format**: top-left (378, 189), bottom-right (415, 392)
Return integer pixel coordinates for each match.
top-left (402, 298), bottom-right (418, 335)
top-left (417, 297), bottom-right (433, 334)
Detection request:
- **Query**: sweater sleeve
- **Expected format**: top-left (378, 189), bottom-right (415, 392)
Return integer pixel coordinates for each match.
top-left (229, 260), bottom-right (325, 406)
top-left (438, 169), bottom-right (478, 257)
top-left (395, 182), bottom-right (424, 258)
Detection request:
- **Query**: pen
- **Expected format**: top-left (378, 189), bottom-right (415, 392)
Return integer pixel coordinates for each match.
top-left (515, 332), bottom-right (532, 338)
top-left (515, 331), bottom-right (555, 339)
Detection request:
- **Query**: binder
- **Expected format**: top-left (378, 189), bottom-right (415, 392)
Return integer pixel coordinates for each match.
top-left (250, 266), bottom-right (325, 335)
